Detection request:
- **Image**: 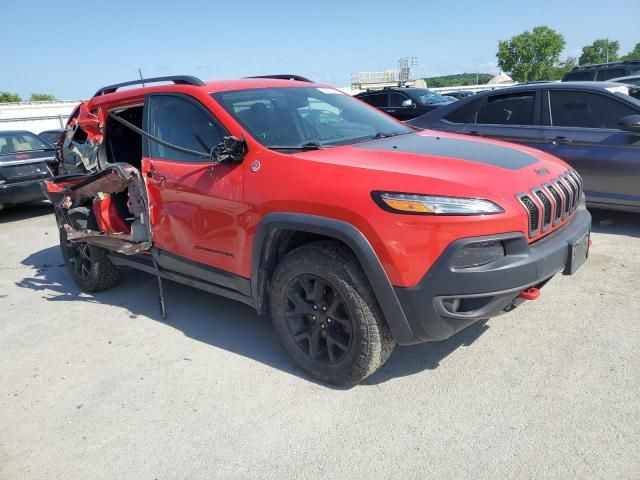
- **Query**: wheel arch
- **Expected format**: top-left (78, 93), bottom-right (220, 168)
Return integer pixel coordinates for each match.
top-left (251, 212), bottom-right (416, 344)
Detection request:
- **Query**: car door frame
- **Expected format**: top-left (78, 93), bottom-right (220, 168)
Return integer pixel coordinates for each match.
top-left (140, 91), bottom-right (251, 292)
top-left (386, 91), bottom-right (414, 119)
top-left (358, 91), bottom-right (389, 111)
top-left (456, 89), bottom-right (544, 146)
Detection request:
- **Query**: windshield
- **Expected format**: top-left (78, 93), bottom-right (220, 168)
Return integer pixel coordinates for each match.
top-left (0, 132), bottom-right (52, 155)
top-left (212, 86), bottom-right (411, 149)
top-left (410, 89), bottom-right (450, 106)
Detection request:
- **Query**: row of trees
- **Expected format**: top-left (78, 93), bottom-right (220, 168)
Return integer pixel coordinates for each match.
top-left (422, 73), bottom-right (494, 87)
top-left (0, 92), bottom-right (56, 103)
top-left (497, 26), bottom-right (640, 83)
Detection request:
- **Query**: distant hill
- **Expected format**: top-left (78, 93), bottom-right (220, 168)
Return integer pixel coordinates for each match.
top-left (421, 73), bottom-right (494, 88)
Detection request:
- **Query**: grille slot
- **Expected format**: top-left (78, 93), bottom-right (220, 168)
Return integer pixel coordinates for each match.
top-left (569, 170), bottom-right (583, 190)
top-left (518, 194), bottom-right (540, 237)
top-left (567, 170), bottom-right (583, 207)
top-left (564, 175), bottom-right (579, 211)
top-left (555, 180), bottom-right (572, 217)
top-left (534, 189), bottom-right (553, 230)
top-left (545, 184), bottom-right (563, 224)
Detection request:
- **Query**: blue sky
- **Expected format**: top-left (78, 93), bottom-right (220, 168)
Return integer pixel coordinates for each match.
top-left (3, 0), bottom-right (639, 100)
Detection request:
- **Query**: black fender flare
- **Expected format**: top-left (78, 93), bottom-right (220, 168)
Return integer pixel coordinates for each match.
top-left (251, 212), bottom-right (417, 345)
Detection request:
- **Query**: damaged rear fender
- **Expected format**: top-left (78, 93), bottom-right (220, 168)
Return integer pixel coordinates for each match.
top-left (46, 163), bottom-right (152, 255)
top-left (58, 101), bottom-right (105, 174)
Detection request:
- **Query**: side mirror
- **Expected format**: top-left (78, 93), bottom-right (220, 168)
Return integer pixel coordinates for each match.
top-left (211, 136), bottom-right (247, 163)
top-left (401, 99), bottom-right (416, 108)
top-left (618, 115), bottom-right (640, 134)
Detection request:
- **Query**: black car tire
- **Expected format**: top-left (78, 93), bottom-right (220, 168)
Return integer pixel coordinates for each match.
top-left (270, 240), bottom-right (395, 385)
top-left (59, 207), bottom-right (120, 292)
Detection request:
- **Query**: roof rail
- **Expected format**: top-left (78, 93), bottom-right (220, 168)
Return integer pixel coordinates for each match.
top-left (246, 74), bottom-right (313, 82)
top-left (93, 75), bottom-right (205, 97)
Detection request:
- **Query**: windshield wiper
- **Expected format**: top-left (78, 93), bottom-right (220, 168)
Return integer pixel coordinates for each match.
top-left (267, 141), bottom-right (326, 151)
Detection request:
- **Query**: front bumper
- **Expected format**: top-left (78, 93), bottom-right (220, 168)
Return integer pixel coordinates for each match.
top-left (394, 203), bottom-right (592, 343)
top-left (0, 179), bottom-right (48, 205)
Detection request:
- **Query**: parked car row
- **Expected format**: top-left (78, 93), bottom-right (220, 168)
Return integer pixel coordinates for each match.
top-left (354, 87), bottom-right (480, 121)
top-left (354, 87), bottom-right (454, 120)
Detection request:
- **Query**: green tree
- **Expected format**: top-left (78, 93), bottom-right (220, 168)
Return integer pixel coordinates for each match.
top-left (621, 42), bottom-right (640, 61)
top-left (0, 92), bottom-right (22, 102)
top-left (422, 73), bottom-right (493, 88)
top-left (29, 93), bottom-right (56, 101)
top-left (497, 26), bottom-right (566, 82)
top-left (579, 39), bottom-right (620, 65)
top-left (548, 57), bottom-right (578, 80)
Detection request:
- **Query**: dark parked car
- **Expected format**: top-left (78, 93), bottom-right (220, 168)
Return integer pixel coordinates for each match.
top-left (355, 87), bottom-right (452, 120)
top-left (408, 82), bottom-right (640, 212)
top-left (0, 130), bottom-right (56, 210)
top-left (562, 60), bottom-right (640, 82)
top-left (442, 90), bottom-right (475, 100)
top-left (38, 129), bottom-right (65, 146)
top-left (611, 75), bottom-right (640, 87)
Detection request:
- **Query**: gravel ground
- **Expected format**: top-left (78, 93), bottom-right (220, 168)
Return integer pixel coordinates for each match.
top-left (1, 203), bottom-right (639, 480)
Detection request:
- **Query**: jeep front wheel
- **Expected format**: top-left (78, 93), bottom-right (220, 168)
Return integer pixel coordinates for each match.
top-left (270, 241), bottom-right (395, 385)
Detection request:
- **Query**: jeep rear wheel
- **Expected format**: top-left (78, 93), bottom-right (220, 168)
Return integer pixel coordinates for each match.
top-left (270, 241), bottom-right (395, 385)
top-left (59, 207), bottom-right (120, 292)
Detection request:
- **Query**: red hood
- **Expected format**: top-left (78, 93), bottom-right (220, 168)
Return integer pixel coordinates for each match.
top-left (290, 131), bottom-right (569, 207)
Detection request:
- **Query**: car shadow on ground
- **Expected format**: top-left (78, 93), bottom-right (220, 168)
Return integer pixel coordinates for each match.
top-left (16, 245), bottom-right (489, 387)
top-left (0, 202), bottom-right (52, 224)
top-left (589, 208), bottom-right (640, 238)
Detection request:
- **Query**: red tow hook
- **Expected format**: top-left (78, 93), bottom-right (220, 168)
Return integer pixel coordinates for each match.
top-left (518, 287), bottom-right (541, 301)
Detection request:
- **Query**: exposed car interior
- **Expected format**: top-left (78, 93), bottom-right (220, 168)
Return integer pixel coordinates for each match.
top-left (104, 105), bottom-right (143, 169)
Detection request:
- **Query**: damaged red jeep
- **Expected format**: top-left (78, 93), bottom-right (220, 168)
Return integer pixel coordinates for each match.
top-left (45, 75), bottom-right (591, 384)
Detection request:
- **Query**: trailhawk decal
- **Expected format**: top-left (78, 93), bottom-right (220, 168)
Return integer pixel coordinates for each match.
top-left (355, 134), bottom-right (538, 170)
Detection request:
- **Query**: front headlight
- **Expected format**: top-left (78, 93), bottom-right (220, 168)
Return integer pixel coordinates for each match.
top-left (372, 192), bottom-right (504, 215)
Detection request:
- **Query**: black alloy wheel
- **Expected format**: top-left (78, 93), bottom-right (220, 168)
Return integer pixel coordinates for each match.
top-left (284, 274), bottom-right (353, 363)
top-left (66, 241), bottom-right (94, 280)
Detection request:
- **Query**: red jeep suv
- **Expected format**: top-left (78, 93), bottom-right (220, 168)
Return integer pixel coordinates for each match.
top-left (44, 75), bottom-right (591, 385)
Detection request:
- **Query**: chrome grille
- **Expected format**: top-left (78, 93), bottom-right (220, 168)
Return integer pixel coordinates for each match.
top-left (517, 169), bottom-right (583, 239)
top-left (517, 194), bottom-right (540, 237)
top-left (555, 179), bottom-right (572, 218)
top-left (544, 183), bottom-right (563, 224)
top-left (534, 189), bottom-right (553, 231)
top-left (568, 169), bottom-right (583, 191)
top-left (566, 170), bottom-right (582, 210)
top-left (564, 174), bottom-right (580, 211)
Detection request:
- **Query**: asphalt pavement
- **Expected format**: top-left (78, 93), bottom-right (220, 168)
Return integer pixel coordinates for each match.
top-left (1, 203), bottom-right (639, 479)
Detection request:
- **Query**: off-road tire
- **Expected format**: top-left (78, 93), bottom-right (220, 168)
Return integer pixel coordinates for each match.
top-left (270, 240), bottom-right (395, 385)
top-left (59, 207), bottom-right (120, 292)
